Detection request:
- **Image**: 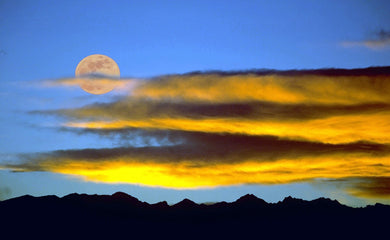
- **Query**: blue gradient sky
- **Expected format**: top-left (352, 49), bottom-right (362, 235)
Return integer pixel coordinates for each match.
top-left (1, 0), bottom-right (390, 205)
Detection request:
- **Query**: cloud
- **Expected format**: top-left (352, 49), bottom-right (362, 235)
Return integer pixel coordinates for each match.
top-left (341, 30), bottom-right (390, 50)
top-left (38, 67), bottom-right (390, 103)
top-left (318, 177), bottom-right (390, 199)
top-left (3, 131), bottom-right (390, 188)
top-left (40, 75), bottom-right (137, 93)
top-left (133, 68), bottom-right (390, 104)
top-left (39, 100), bottom-right (390, 121)
top-left (18, 131), bottom-right (390, 163)
top-left (5, 67), bottom-right (390, 198)
top-left (31, 67), bottom-right (390, 144)
top-left (348, 177), bottom-right (390, 198)
top-left (60, 112), bottom-right (390, 144)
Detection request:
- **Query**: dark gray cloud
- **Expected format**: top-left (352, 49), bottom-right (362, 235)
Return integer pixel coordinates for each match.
top-left (318, 177), bottom-right (390, 199)
top-left (7, 131), bottom-right (390, 170)
top-left (352, 177), bottom-right (390, 197)
top-left (31, 99), bottom-right (390, 123)
top-left (163, 66), bottom-right (390, 77)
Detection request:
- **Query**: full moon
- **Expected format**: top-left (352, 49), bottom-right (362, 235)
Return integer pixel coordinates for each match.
top-left (75, 54), bottom-right (120, 94)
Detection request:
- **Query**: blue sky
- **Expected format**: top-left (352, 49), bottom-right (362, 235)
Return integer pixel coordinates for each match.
top-left (1, 0), bottom-right (390, 205)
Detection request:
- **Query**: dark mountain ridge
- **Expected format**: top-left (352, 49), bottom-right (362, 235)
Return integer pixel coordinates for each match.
top-left (1, 192), bottom-right (388, 238)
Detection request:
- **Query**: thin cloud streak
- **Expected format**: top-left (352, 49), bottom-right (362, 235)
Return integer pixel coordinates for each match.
top-left (40, 76), bottom-right (138, 93)
top-left (341, 30), bottom-right (390, 50)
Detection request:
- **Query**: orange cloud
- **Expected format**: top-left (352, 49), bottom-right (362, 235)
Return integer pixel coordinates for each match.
top-left (64, 111), bottom-right (390, 144)
top-left (42, 68), bottom-right (390, 144)
top-left (134, 73), bottom-right (390, 104)
top-left (5, 150), bottom-right (390, 189)
top-left (4, 130), bottom-right (390, 190)
top-left (18, 67), bottom-right (390, 203)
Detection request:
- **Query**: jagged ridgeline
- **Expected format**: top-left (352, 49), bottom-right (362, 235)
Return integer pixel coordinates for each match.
top-left (1, 192), bottom-right (389, 238)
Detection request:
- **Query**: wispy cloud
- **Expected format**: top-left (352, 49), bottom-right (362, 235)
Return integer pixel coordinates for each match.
top-left (342, 30), bottom-right (390, 50)
top-left (346, 177), bottom-right (390, 198)
top-left (39, 75), bottom-right (138, 94)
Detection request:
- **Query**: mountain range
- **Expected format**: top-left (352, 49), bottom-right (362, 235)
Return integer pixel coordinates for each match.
top-left (1, 192), bottom-right (388, 238)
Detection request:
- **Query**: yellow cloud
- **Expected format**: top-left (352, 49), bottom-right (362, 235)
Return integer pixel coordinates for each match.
top-left (134, 74), bottom-right (390, 104)
top-left (23, 68), bottom-right (390, 202)
top-left (65, 111), bottom-right (390, 144)
top-left (38, 70), bottom-right (390, 145)
top-left (19, 154), bottom-right (389, 190)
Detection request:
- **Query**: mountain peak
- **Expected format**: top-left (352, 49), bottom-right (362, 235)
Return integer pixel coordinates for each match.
top-left (111, 192), bottom-right (144, 206)
top-left (240, 193), bottom-right (257, 199)
top-left (1, 194), bottom-right (34, 203)
top-left (234, 194), bottom-right (267, 206)
top-left (151, 201), bottom-right (169, 209)
top-left (173, 198), bottom-right (198, 208)
top-left (112, 191), bottom-right (134, 199)
top-left (62, 193), bottom-right (82, 200)
top-left (311, 197), bottom-right (343, 208)
top-left (282, 195), bottom-right (303, 202)
top-left (236, 194), bottom-right (260, 201)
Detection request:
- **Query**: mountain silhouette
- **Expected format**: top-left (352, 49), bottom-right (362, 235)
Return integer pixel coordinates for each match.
top-left (233, 193), bottom-right (268, 206)
top-left (173, 198), bottom-right (198, 208)
top-left (1, 192), bottom-right (388, 238)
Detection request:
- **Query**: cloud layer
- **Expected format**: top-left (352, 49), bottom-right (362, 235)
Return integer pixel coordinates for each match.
top-left (6, 131), bottom-right (390, 189)
top-left (4, 67), bottom-right (390, 200)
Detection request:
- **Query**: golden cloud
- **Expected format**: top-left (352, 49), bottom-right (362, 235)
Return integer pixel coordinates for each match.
top-left (134, 73), bottom-right (390, 104)
top-left (6, 144), bottom-right (390, 189)
top-left (63, 111), bottom-right (390, 144)
top-left (16, 67), bottom-right (390, 201)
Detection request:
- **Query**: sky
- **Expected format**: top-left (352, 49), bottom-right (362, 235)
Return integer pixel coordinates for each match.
top-left (0, 0), bottom-right (390, 206)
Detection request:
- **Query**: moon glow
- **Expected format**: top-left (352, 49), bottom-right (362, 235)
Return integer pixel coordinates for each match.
top-left (75, 54), bottom-right (120, 94)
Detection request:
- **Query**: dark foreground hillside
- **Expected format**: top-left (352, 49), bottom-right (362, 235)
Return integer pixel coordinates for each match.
top-left (1, 192), bottom-right (388, 239)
